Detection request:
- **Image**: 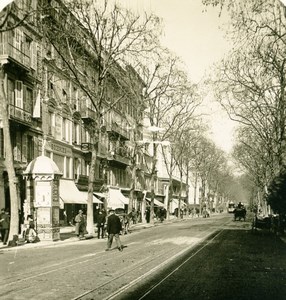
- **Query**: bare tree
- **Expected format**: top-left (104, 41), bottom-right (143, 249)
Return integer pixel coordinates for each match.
top-left (205, 0), bottom-right (286, 204)
top-left (41, 0), bottom-right (161, 233)
top-left (133, 47), bottom-right (202, 224)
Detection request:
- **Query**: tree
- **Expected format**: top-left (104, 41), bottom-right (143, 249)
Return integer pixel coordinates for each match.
top-left (41, 0), bottom-right (161, 233)
top-left (204, 0), bottom-right (286, 209)
top-left (133, 47), bottom-right (202, 224)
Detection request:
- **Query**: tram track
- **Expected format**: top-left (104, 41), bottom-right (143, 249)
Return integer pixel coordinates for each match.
top-left (0, 217), bottom-right (233, 300)
top-left (73, 220), bottom-right (232, 300)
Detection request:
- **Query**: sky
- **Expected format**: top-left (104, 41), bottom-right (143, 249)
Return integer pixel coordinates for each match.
top-left (118, 0), bottom-right (237, 154)
top-left (0, 0), bottom-right (237, 153)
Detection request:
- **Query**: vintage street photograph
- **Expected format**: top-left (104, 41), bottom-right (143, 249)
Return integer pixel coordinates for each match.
top-left (0, 0), bottom-right (286, 299)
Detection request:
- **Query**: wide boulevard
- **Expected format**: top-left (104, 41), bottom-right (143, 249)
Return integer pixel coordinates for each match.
top-left (0, 213), bottom-right (285, 300)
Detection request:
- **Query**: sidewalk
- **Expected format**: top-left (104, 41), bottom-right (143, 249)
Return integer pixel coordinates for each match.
top-left (0, 215), bottom-right (184, 251)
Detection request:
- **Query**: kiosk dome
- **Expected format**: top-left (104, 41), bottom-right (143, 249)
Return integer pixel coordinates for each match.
top-left (24, 155), bottom-right (62, 176)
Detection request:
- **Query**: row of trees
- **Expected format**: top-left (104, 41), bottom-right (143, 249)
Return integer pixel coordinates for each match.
top-left (203, 0), bottom-right (286, 214)
top-left (1, 0), bottom-right (241, 243)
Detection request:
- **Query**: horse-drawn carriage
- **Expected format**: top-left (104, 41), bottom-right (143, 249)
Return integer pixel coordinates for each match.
top-left (234, 207), bottom-right (246, 221)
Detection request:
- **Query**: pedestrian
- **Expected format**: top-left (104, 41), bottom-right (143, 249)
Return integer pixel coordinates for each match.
top-left (106, 209), bottom-right (123, 252)
top-left (0, 208), bottom-right (5, 242)
top-left (24, 223), bottom-right (39, 243)
top-left (145, 207), bottom-right (150, 223)
top-left (0, 209), bottom-right (10, 245)
top-left (97, 209), bottom-right (106, 239)
top-left (82, 210), bottom-right (87, 235)
top-left (74, 209), bottom-right (85, 239)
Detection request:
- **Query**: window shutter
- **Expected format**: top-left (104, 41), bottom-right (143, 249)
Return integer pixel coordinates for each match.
top-left (22, 133), bottom-right (27, 163)
top-left (30, 41), bottom-right (37, 70)
top-left (33, 90), bottom-right (41, 118)
top-left (0, 32), bottom-right (7, 55)
top-left (14, 29), bottom-right (22, 50)
top-left (15, 81), bottom-right (23, 108)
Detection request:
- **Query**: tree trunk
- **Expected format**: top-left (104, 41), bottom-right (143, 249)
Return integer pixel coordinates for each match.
top-left (0, 66), bottom-right (19, 243)
top-left (150, 142), bottom-right (157, 225)
top-left (86, 135), bottom-right (97, 235)
top-left (128, 166), bottom-right (136, 214)
top-left (166, 180), bottom-right (172, 220)
top-left (178, 169), bottom-right (183, 219)
top-left (194, 173), bottom-right (198, 206)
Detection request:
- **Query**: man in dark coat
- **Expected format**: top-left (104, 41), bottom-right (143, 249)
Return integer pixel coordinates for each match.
top-left (97, 209), bottom-right (106, 239)
top-left (0, 209), bottom-right (10, 245)
top-left (106, 209), bottom-right (123, 251)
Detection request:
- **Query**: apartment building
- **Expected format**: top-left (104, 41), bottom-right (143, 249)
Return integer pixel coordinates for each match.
top-left (0, 0), bottom-right (42, 213)
top-left (0, 0), bottom-right (153, 223)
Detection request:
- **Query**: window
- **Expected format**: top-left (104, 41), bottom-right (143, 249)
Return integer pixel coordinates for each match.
top-left (7, 79), bottom-right (15, 105)
top-left (85, 129), bottom-right (90, 143)
top-left (14, 29), bottom-right (22, 51)
top-left (74, 158), bottom-right (81, 180)
top-left (23, 34), bottom-right (32, 56)
top-left (74, 87), bottom-right (79, 110)
top-left (30, 41), bottom-right (37, 70)
top-left (48, 111), bottom-right (55, 135)
top-left (65, 156), bottom-right (71, 178)
top-left (53, 154), bottom-right (64, 174)
top-left (11, 131), bottom-right (22, 162)
top-left (24, 87), bottom-right (33, 113)
top-left (15, 81), bottom-right (23, 109)
top-left (62, 117), bottom-right (66, 140)
top-left (27, 135), bottom-right (34, 162)
top-left (62, 117), bottom-right (70, 142)
top-left (73, 121), bottom-right (80, 144)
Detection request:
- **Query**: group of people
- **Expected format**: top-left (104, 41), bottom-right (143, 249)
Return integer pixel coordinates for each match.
top-left (73, 208), bottom-right (124, 252)
top-left (1, 208), bottom-right (39, 245)
top-left (96, 208), bottom-right (124, 251)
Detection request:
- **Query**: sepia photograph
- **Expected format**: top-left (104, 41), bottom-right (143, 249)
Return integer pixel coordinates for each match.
top-left (0, 0), bottom-right (286, 299)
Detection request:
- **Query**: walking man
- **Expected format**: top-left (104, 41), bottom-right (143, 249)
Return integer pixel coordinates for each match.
top-left (106, 209), bottom-right (123, 252)
top-left (97, 209), bottom-right (106, 239)
top-left (74, 209), bottom-right (85, 239)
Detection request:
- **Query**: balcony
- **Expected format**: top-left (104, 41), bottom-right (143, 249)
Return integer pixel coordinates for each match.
top-left (0, 32), bottom-right (31, 71)
top-left (112, 154), bottom-right (130, 165)
top-left (9, 105), bottom-right (32, 126)
top-left (81, 108), bottom-right (96, 122)
top-left (108, 147), bottom-right (130, 166)
top-left (106, 121), bottom-right (130, 140)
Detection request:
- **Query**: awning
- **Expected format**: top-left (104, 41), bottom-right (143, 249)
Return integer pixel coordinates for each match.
top-left (107, 188), bottom-right (129, 209)
top-left (78, 191), bottom-right (102, 204)
top-left (59, 179), bottom-right (102, 204)
top-left (170, 199), bottom-right (186, 212)
top-left (94, 192), bottom-right (106, 199)
top-left (146, 198), bottom-right (164, 207)
top-left (173, 199), bottom-right (187, 206)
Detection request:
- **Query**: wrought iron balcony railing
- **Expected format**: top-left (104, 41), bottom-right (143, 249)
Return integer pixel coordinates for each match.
top-left (0, 32), bottom-right (31, 70)
top-left (9, 105), bottom-right (32, 125)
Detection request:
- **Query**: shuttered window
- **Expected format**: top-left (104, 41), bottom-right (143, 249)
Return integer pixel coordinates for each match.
top-left (15, 81), bottom-right (23, 108)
